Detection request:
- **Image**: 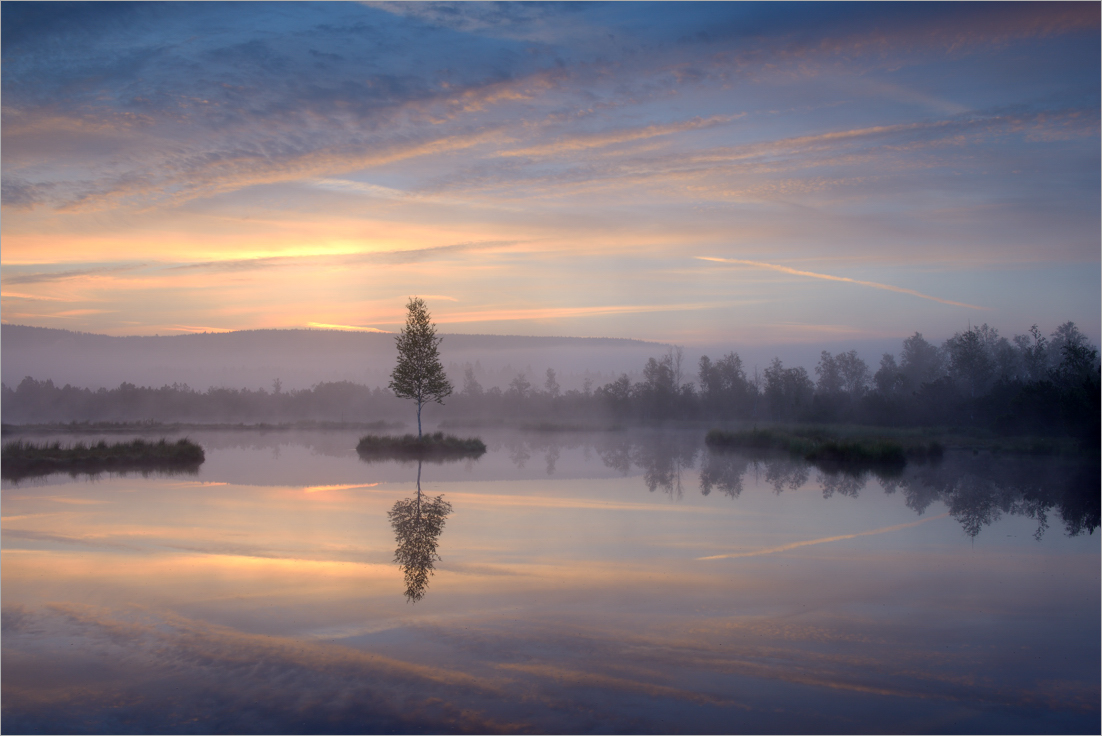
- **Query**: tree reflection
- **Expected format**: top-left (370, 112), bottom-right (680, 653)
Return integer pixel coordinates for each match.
top-left (700, 451), bottom-right (749, 498)
top-left (698, 441), bottom-right (1098, 540)
top-left (819, 471), bottom-right (864, 499)
top-left (761, 457), bottom-right (811, 494)
top-left (490, 431), bottom-right (1097, 542)
top-left (885, 454), bottom-right (1100, 540)
top-left (388, 460), bottom-right (453, 603)
top-left (596, 433), bottom-right (699, 498)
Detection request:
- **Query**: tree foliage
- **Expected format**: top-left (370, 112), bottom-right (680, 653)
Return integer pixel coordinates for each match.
top-left (388, 297), bottom-right (453, 437)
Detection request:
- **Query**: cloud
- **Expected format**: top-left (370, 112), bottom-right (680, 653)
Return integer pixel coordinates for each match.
top-left (165, 241), bottom-right (513, 275)
top-left (0, 292), bottom-right (74, 302)
top-left (498, 115), bottom-right (743, 159)
top-left (697, 257), bottom-right (988, 310)
top-left (310, 179), bottom-right (410, 199)
top-left (2, 265), bottom-right (147, 285)
top-left (0, 179), bottom-right (58, 209)
top-left (306, 323), bottom-right (391, 333)
top-left (433, 301), bottom-right (739, 324)
top-left (162, 325), bottom-right (236, 334)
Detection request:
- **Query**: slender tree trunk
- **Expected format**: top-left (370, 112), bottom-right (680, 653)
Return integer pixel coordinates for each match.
top-left (417, 399), bottom-right (423, 439)
top-left (416, 459), bottom-right (422, 515)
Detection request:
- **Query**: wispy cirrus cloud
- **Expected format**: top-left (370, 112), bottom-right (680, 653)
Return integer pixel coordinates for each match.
top-left (306, 323), bottom-right (390, 333)
top-left (497, 115), bottom-right (743, 159)
top-left (1, 2), bottom-right (1096, 339)
top-left (2, 265), bottom-right (148, 285)
top-left (433, 301), bottom-right (743, 325)
top-left (165, 241), bottom-right (515, 275)
top-left (697, 257), bottom-right (987, 310)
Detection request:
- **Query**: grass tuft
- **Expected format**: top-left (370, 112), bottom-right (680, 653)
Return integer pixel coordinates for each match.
top-left (356, 432), bottom-right (486, 459)
top-left (2, 438), bottom-right (205, 481)
top-left (704, 428), bottom-right (940, 469)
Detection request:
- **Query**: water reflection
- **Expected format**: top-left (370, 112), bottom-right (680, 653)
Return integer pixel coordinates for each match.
top-left (387, 460), bottom-right (453, 602)
top-left (592, 433), bottom-right (699, 498)
top-left (699, 451), bottom-right (749, 498)
top-left (2, 464), bottom-right (200, 484)
top-left (2, 428), bottom-right (1097, 733)
top-left (496, 430), bottom-right (1100, 541)
top-left (884, 453), bottom-right (1101, 540)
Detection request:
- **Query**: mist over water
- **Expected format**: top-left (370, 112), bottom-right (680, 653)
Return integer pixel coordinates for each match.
top-left (3, 1), bottom-right (1099, 731)
top-left (2, 321), bottom-right (1099, 733)
top-left (2, 427), bottom-right (1098, 734)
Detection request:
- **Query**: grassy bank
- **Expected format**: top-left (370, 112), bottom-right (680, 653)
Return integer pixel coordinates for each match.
top-left (357, 432), bottom-right (487, 459)
top-left (2, 438), bottom-right (205, 480)
top-left (705, 427), bottom-right (943, 469)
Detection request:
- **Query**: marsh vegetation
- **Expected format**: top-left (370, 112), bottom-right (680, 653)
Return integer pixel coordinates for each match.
top-left (356, 432), bottom-right (486, 460)
top-left (1, 437), bottom-right (205, 481)
top-left (3, 322), bottom-right (1098, 460)
top-left (704, 427), bottom-right (942, 470)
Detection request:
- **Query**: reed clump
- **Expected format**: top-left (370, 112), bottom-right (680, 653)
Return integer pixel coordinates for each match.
top-left (356, 432), bottom-right (486, 459)
top-left (2, 438), bottom-right (205, 480)
top-left (705, 428), bottom-right (942, 469)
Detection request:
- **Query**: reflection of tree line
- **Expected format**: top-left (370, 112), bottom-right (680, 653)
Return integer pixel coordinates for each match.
top-left (383, 435), bottom-right (1096, 599)
top-left (388, 460), bottom-right (453, 602)
top-left (494, 433), bottom-right (1099, 540)
top-left (880, 455), bottom-right (1100, 540)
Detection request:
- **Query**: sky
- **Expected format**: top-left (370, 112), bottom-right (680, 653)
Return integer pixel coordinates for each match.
top-left (2, 1), bottom-right (1099, 346)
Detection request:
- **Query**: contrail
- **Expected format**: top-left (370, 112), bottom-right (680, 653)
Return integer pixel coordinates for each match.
top-left (696, 256), bottom-right (986, 310)
top-left (697, 513), bottom-right (950, 560)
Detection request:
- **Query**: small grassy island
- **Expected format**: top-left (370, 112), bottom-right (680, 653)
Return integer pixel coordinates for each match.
top-left (356, 432), bottom-right (487, 460)
top-left (2, 438), bottom-right (205, 481)
top-left (705, 428), bottom-right (943, 470)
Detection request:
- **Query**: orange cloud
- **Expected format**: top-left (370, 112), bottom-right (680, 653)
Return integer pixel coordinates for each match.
top-left (306, 323), bottom-right (391, 333)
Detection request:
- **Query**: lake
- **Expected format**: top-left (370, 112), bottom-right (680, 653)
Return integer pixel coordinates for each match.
top-left (2, 428), bottom-right (1098, 734)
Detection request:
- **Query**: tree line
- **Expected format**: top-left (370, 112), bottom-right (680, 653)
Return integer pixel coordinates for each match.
top-left (3, 321), bottom-right (1097, 445)
top-left (0, 379), bottom-right (408, 425)
top-left (591, 321), bottom-right (1098, 445)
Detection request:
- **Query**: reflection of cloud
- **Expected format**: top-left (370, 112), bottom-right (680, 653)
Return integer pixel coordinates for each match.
top-left (697, 257), bottom-right (987, 310)
top-left (497, 662), bottom-right (748, 708)
top-left (447, 492), bottom-right (714, 513)
top-left (302, 483), bottom-right (380, 493)
top-left (698, 513), bottom-right (949, 560)
top-left (2, 603), bottom-right (522, 734)
top-left (165, 482), bottom-right (230, 488)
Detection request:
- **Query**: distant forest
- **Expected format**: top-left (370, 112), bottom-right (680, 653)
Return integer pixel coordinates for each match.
top-left (4, 322), bottom-right (1098, 446)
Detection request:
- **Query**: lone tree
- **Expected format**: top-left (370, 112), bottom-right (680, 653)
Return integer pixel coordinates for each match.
top-left (389, 297), bottom-right (453, 438)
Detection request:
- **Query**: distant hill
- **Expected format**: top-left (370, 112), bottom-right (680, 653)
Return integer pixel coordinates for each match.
top-left (1, 324), bottom-right (670, 391)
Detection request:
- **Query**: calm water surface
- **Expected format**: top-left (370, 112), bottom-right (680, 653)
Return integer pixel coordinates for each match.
top-left (2, 429), bottom-right (1098, 734)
